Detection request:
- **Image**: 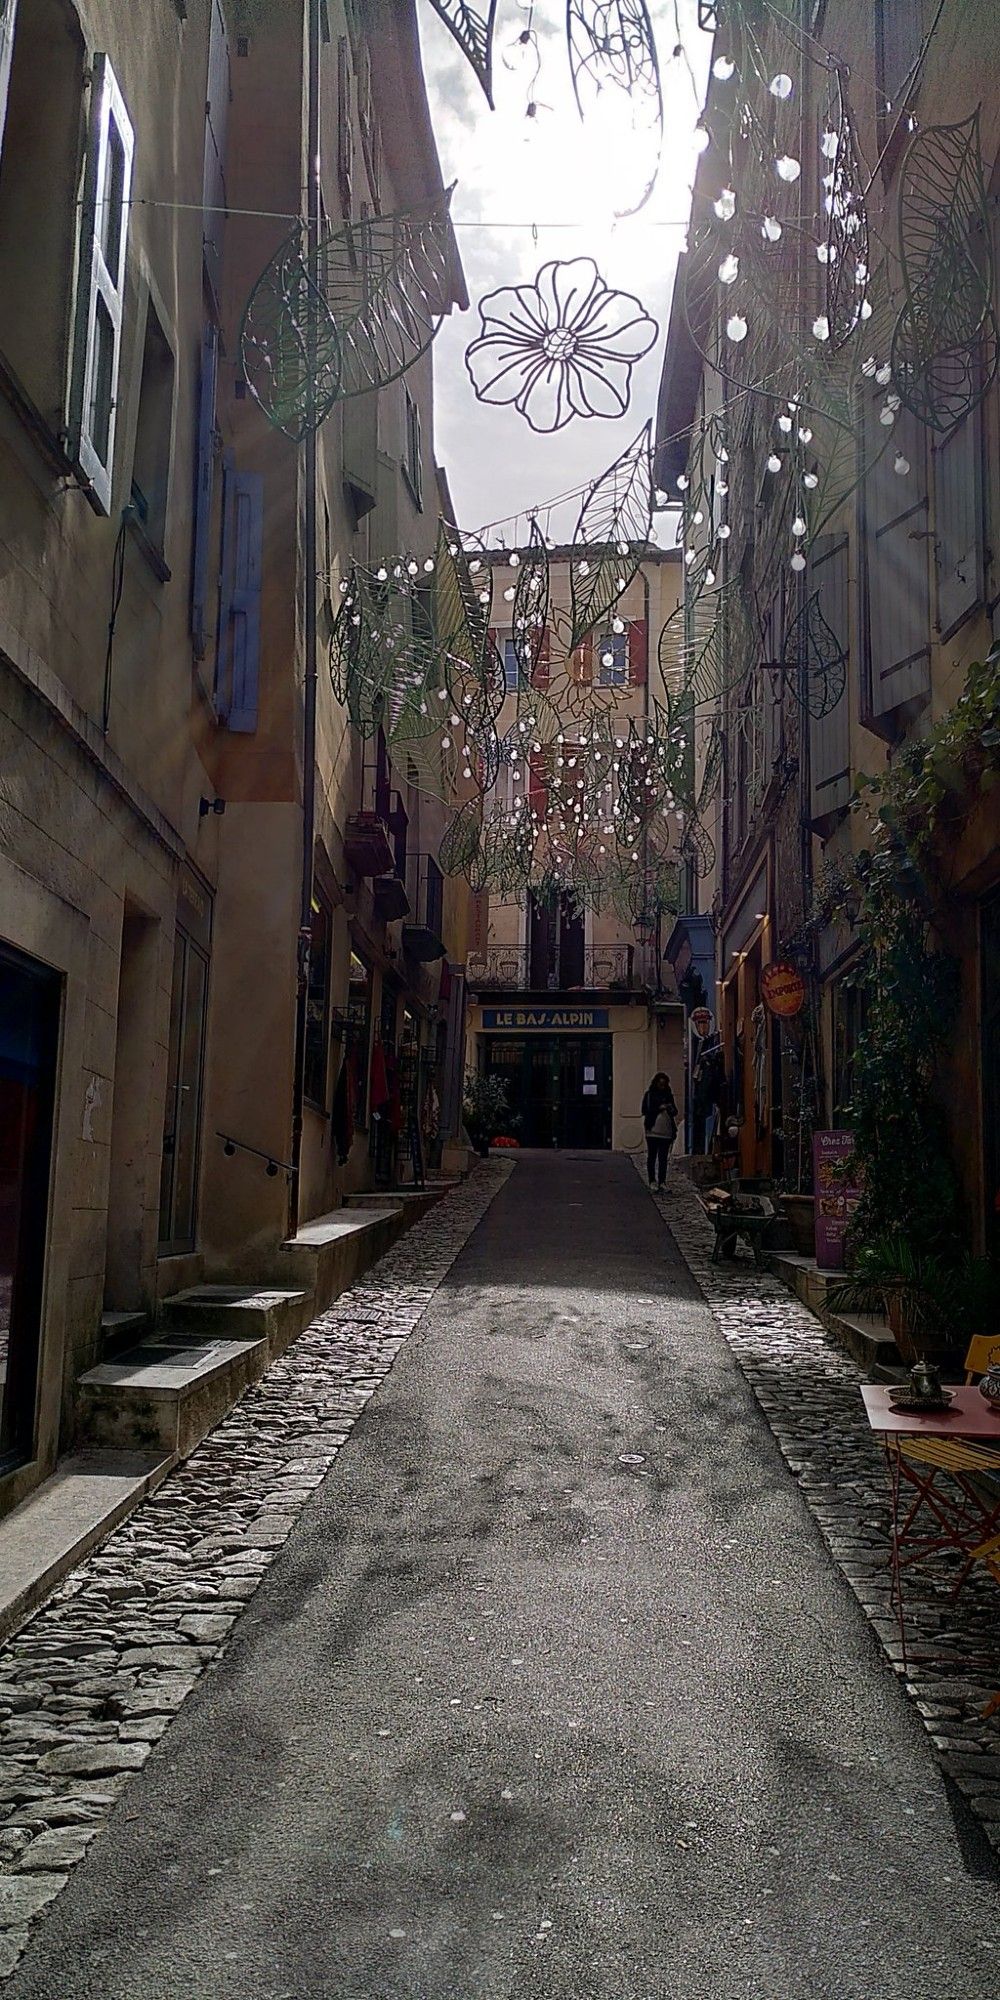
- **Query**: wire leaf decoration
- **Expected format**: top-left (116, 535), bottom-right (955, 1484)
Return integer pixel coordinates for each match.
top-left (242, 190), bottom-right (457, 438)
top-left (566, 0), bottom-right (664, 217)
top-left (424, 1), bottom-right (498, 108)
top-left (781, 589), bottom-right (847, 721)
top-left (512, 520), bottom-right (551, 685)
top-left (569, 422), bottom-right (653, 648)
top-left (891, 112), bottom-right (999, 431)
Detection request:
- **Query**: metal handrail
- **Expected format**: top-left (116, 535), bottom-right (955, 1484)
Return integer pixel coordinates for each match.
top-left (216, 1131), bottom-right (294, 1178)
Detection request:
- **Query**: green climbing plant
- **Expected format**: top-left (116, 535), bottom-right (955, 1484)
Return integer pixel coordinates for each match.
top-left (814, 642), bottom-right (1000, 1262)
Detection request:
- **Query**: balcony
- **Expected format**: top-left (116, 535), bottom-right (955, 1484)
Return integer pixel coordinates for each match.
top-left (403, 853), bottom-right (446, 962)
top-left (344, 811), bottom-right (394, 878)
top-left (467, 944), bottom-right (637, 993)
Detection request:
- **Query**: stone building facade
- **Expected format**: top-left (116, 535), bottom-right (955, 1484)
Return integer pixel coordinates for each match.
top-left (0, 0), bottom-right (471, 1520)
top-left (656, 0), bottom-right (1000, 1235)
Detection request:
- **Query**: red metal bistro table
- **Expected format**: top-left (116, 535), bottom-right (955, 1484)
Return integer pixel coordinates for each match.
top-left (861, 1386), bottom-right (1000, 1670)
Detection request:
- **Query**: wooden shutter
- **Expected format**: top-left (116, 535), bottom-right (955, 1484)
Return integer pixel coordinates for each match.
top-left (217, 462), bottom-right (263, 732)
top-left (627, 618), bottom-right (647, 686)
top-left (877, 0), bottom-right (924, 110)
top-left (203, 0), bottom-right (230, 308)
top-left (191, 321), bottom-right (219, 656)
top-left (934, 403), bottom-right (983, 638)
top-left (67, 53), bottom-right (134, 515)
top-left (863, 400), bottom-right (930, 730)
top-left (532, 625), bottom-right (550, 689)
top-left (470, 889), bottom-right (489, 956)
top-left (337, 36), bottom-right (353, 219)
top-left (569, 634), bottom-right (592, 683)
top-left (808, 531), bottom-right (851, 831)
top-left (0, 0), bottom-right (17, 163)
top-left (528, 751), bottom-right (548, 815)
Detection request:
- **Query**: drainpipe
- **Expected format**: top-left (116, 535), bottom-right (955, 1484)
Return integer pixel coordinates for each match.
top-left (289, 0), bottom-right (322, 1237)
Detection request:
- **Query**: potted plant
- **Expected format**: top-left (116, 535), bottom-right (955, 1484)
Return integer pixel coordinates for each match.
top-left (462, 1072), bottom-right (516, 1158)
top-left (828, 1233), bottom-right (958, 1366)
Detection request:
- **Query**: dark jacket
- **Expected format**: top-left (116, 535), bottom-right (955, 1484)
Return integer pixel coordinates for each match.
top-left (641, 1083), bottom-right (677, 1134)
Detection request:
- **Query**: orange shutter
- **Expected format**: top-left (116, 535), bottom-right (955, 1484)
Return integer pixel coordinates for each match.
top-left (628, 619), bottom-right (648, 686)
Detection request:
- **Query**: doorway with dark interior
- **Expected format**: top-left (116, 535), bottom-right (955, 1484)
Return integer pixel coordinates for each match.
top-left (0, 941), bottom-right (60, 1475)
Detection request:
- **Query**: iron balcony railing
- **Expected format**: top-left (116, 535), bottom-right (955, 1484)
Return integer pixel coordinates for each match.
top-left (467, 944), bottom-right (637, 992)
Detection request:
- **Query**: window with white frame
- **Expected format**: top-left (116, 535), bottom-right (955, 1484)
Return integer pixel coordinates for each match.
top-left (67, 51), bottom-right (134, 513)
top-left (501, 636), bottom-right (518, 691)
top-left (0, 0), bottom-right (85, 424)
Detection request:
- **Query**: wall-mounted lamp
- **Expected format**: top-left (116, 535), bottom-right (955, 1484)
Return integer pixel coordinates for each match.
top-left (200, 796), bottom-right (226, 818)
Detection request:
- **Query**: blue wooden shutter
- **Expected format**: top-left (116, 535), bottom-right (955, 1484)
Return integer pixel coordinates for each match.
top-left (864, 399), bottom-right (930, 728)
top-left (0, 0), bottom-right (18, 162)
top-left (191, 321), bottom-right (218, 656)
top-left (877, 0), bottom-right (924, 111)
top-left (203, 0), bottom-right (230, 308)
top-left (808, 531), bottom-right (851, 832)
top-left (217, 462), bottom-right (263, 732)
top-left (934, 403), bottom-right (983, 638)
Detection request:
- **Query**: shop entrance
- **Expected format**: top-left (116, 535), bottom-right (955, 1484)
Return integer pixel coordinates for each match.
top-left (482, 1034), bottom-right (612, 1149)
top-left (0, 942), bottom-right (60, 1474)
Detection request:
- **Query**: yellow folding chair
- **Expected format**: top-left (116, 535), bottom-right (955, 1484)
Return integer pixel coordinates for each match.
top-left (964, 1335), bottom-right (1000, 1383)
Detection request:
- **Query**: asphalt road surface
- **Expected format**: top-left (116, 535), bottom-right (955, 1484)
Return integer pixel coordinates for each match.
top-left (8, 1154), bottom-right (1000, 1999)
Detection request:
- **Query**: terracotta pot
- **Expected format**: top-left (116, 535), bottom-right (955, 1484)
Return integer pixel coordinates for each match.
top-left (781, 1194), bottom-right (815, 1257)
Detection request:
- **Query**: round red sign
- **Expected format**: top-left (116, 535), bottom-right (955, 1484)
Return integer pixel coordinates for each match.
top-left (760, 962), bottom-right (806, 1018)
top-left (690, 1006), bottom-right (714, 1038)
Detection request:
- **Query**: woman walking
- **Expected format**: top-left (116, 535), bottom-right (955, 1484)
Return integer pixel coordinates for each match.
top-left (641, 1071), bottom-right (678, 1190)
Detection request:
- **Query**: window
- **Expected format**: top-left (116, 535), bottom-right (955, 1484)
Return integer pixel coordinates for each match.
top-left (597, 631), bottom-right (627, 686)
top-left (347, 952), bottom-right (372, 1127)
top-left (130, 296), bottom-right (175, 560)
top-left (203, 0), bottom-right (230, 308)
top-left (67, 51), bottom-right (134, 513)
top-left (403, 386), bottom-right (423, 508)
top-left (501, 637), bottom-right (518, 691)
top-left (303, 893), bottom-right (332, 1110)
top-left (0, 0), bottom-right (84, 428)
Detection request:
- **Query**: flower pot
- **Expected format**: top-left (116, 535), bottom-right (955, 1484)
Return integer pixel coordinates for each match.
top-left (781, 1194), bottom-right (815, 1257)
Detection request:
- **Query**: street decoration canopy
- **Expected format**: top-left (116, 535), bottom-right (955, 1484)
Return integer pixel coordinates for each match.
top-left (234, 0), bottom-right (992, 934)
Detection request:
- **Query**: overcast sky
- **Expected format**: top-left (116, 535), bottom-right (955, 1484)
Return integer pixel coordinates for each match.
top-left (417, 0), bottom-right (711, 547)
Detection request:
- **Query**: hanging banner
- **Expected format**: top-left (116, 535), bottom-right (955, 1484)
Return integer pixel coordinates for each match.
top-left (760, 962), bottom-right (806, 1018)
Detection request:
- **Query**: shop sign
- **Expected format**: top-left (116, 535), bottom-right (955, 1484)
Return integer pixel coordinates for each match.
top-left (690, 1006), bottom-right (714, 1038)
top-left (760, 962), bottom-right (806, 1018)
top-left (482, 1007), bottom-right (609, 1031)
top-left (813, 1129), bottom-right (860, 1270)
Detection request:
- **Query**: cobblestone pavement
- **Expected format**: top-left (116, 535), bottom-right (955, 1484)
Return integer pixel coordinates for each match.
top-left (647, 1163), bottom-right (1000, 1857)
top-left (0, 1163), bottom-right (512, 1981)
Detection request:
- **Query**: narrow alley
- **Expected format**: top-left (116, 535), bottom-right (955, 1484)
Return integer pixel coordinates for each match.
top-left (2, 1158), bottom-right (998, 2000)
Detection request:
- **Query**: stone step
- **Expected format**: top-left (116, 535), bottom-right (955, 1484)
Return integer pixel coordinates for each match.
top-left (159, 1284), bottom-right (309, 1358)
top-left (100, 1310), bottom-right (149, 1360)
top-left (0, 1449), bottom-right (172, 1643)
top-left (77, 1332), bottom-right (269, 1460)
top-left (770, 1251), bottom-right (900, 1371)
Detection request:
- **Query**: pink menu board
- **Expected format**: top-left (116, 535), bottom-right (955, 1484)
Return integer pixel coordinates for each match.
top-left (813, 1130), bottom-right (860, 1270)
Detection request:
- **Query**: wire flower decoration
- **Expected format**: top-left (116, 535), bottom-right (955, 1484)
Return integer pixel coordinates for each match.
top-left (465, 258), bottom-right (658, 433)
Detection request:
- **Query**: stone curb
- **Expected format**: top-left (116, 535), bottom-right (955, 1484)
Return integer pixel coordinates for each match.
top-left (641, 1162), bottom-right (1000, 1863)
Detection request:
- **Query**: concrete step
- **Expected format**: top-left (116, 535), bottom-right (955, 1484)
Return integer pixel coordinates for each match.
top-left (0, 1448), bottom-right (172, 1643)
top-left (160, 1284), bottom-right (309, 1358)
top-left (770, 1251), bottom-right (900, 1371)
top-left (279, 1204), bottom-right (406, 1307)
top-left (100, 1310), bottom-right (148, 1360)
top-left (78, 1331), bottom-right (269, 1459)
